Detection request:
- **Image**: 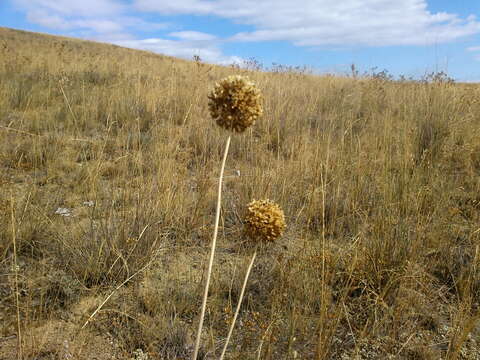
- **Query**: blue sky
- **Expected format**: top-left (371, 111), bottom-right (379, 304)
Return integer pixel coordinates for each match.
top-left (1, 0), bottom-right (480, 81)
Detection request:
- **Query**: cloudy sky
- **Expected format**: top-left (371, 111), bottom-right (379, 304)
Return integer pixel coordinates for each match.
top-left (1, 0), bottom-right (480, 81)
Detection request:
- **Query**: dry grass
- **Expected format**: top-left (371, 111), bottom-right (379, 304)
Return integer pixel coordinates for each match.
top-left (1, 27), bottom-right (480, 359)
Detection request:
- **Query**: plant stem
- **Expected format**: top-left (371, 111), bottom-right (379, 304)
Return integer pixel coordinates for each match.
top-left (11, 195), bottom-right (22, 360)
top-left (192, 135), bottom-right (231, 360)
top-left (220, 249), bottom-right (257, 360)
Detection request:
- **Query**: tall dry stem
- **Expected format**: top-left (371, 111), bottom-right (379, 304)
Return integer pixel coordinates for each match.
top-left (11, 196), bottom-right (22, 360)
top-left (192, 135), bottom-right (231, 360)
top-left (219, 249), bottom-right (257, 360)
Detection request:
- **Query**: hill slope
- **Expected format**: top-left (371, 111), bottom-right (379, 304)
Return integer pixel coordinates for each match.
top-left (1, 27), bottom-right (480, 359)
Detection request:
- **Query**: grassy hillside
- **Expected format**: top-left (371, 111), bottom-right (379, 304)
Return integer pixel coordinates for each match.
top-left (1, 27), bottom-right (480, 359)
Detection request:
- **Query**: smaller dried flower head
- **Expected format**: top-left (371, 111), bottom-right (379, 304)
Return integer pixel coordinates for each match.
top-left (244, 199), bottom-right (286, 242)
top-left (208, 75), bottom-right (263, 133)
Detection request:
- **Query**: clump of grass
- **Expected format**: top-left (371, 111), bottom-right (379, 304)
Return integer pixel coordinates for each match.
top-left (414, 116), bottom-right (449, 165)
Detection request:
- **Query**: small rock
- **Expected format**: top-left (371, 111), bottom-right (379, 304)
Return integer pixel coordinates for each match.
top-left (55, 207), bottom-right (71, 217)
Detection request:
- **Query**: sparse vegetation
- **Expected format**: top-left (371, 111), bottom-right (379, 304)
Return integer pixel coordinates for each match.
top-left (1, 27), bottom-right (480, 359)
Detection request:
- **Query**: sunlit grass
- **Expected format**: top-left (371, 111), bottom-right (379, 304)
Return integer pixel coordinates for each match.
top-left (1, 26), bottom-right (480, 359)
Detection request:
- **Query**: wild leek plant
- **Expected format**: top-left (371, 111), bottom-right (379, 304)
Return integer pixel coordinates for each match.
top-left (192, 75), bottom-right (263, 360)
top-left (219, 199), bottom-right (286, 359)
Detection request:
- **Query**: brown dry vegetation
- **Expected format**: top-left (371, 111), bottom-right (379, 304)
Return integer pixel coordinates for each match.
top-left (1, 27), bottom-right (480, 359)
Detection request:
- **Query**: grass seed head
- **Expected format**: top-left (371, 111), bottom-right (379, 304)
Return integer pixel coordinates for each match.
top-left (244, 199), bottom-right (286, 242)
top-left (208, 75), bottom-right (263, 133)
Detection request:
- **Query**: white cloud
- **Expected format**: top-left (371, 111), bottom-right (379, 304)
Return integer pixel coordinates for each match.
top-left (135, 0), bottom-right (215, 15)
top-left (112, 37), bottom-right (243, 65)
top-left (14, 0), bottom-right (167, 36)
top-left (169, 31), bottom-right (217, 41)
top-left (13, 0), bottom-right (168, 41)
top-left (135, 0), bottom-right (480, 47)
top-left (16, 0), bottom-right (126, 17)
top-left (26, 10), bottom-right (72, 30)
top-left (122, 17), bottom-right (170, 32)
top-left (466, 45), bottom-right (480, 61)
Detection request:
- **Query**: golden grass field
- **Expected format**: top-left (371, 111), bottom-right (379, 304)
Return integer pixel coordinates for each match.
top-left (1, 27), bottom-right (480, 359)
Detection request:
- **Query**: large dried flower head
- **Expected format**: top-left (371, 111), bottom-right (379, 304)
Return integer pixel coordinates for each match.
top-left (244, 199), bottom-right (286, 242)
top-left (208, 75), bottom-right (263, 133)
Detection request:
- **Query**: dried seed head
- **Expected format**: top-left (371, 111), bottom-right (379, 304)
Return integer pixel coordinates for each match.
top-left (244, 199), bottom-right (286, 242)
top-left (208, 75), bottom-right (263, 133)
